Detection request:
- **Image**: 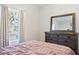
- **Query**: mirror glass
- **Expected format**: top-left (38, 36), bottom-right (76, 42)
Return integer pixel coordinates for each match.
top-left (51, 13), bottom-right (75, 31)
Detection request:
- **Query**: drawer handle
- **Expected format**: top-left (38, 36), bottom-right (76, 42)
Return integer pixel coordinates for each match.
top-left (65, 40), bottom-right (68, 43)
top-left (57, 35), bottom-right (59, 37)
top-left (67, 36), bottom-right (71, 38)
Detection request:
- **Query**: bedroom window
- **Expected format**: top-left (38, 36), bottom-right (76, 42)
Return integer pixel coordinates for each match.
top-left (8, 8), bottom-right (20, 45)
top-left (0, 5), bottom-right (24, 47)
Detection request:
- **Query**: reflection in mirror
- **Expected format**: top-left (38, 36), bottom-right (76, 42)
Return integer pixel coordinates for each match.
top-left (52, 16), bottom-right (72, 30)
top-left (50, 13), bottom-right (75, 32)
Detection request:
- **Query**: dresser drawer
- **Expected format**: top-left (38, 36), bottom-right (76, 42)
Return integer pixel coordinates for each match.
top-left (46, 33), bottom-right (57, 38)
top-left (58, 38), bottom-right (75, 48)
top-left (45, 32), bottom-right (78, 54)
top-left (45, 33), bottom-right (59, 43)
top-left (45, 38), bottom-right (58, 44)
top-left (63, 35), bottom-right (76, 40)
top-left (64, 39), bottom-right (76, 49)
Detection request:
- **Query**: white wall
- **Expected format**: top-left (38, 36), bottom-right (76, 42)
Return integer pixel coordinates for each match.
top-left (6, 4), bottom-right (40, 41)
top-left (4, 4), bottom-right (79, 47)
top-left (39, 4), bottom-right (79, 50)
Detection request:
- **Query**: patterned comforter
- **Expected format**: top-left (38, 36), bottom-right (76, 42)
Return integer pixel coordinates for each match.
top-left (0, 40), bottom-right (75, 55)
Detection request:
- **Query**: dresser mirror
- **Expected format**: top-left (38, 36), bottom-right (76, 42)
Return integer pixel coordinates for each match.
top-left (50, 13), bottom-right (75, 32)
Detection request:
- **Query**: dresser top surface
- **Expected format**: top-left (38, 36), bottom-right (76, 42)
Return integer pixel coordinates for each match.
top-left (45, 32), bottom-right (78, 35)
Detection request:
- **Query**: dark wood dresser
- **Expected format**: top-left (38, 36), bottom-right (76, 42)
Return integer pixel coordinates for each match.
top-left (45, 32), bottom-right (78, 54)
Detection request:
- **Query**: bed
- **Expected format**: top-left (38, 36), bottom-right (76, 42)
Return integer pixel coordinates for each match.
top-left (0, 40), bottom-right (75, 55)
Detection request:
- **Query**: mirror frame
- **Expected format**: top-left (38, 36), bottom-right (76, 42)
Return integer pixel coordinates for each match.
top-left (50, 13), bottom-right (75, 32)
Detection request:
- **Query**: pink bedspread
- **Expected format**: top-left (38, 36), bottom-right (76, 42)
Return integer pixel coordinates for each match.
top-left (0, 40), bottom-right (75, 55)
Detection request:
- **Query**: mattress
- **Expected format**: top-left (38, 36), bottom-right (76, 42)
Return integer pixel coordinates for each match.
top-left (0, 40), bottom-right (75, 55)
